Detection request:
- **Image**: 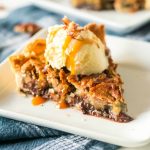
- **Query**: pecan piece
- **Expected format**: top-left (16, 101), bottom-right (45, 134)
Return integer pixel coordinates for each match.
top-left (14, 23), bottom-right (41, 36)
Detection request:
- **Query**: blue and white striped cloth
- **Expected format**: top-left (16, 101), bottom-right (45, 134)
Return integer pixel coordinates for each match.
top-left (0, 5), bottom-right (149, 150)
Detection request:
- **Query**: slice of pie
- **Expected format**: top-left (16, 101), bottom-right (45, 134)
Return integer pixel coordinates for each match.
top-left (114, 0), bottom-right (144, 13)
top-left (71, 0), bottom-right (103, 10)
top-left (9, 17), bottom-right (132, 122)
top-left (71, 0), bottom-right (114, 10)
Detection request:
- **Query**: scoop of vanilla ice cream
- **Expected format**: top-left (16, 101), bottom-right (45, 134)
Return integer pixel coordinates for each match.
top-left (45, 24), bottom-right (109, 75)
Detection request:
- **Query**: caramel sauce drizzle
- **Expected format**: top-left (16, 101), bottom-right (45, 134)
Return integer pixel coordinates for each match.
top-left (62, 36), bottom-right (93, 74)
top-left (24, 39), bottom-right (46, 55)
top-left (62, 35), bottom-right (72, 57)
top-left (32, 96), bottom-right (46, 106)
top-left (58, 100), bottom-right (68, 109)
top-left (33, 39), bottom-right (46, 54)
top-left (49, 29), bottom-right (60, 42)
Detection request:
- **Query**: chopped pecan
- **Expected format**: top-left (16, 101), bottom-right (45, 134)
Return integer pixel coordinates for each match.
top-left (0, 5), bottom-right (5, 10)
top-left (14, 23), bottom-right (41, 36)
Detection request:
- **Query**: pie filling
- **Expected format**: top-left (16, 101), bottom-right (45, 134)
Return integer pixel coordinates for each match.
top-left (9, 19), bottom-right (133, 123)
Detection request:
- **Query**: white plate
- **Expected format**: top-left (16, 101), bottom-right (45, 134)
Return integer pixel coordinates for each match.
top-left (0, 29), bottom-right (150, 148)
top-left (30, 0), bottom-right (150, 34)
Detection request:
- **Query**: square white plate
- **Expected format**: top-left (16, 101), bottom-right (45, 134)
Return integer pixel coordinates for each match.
top-left (30, 0), bottom-right (150, 34)
top-left (0, 29), bottom-right (150, 148)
